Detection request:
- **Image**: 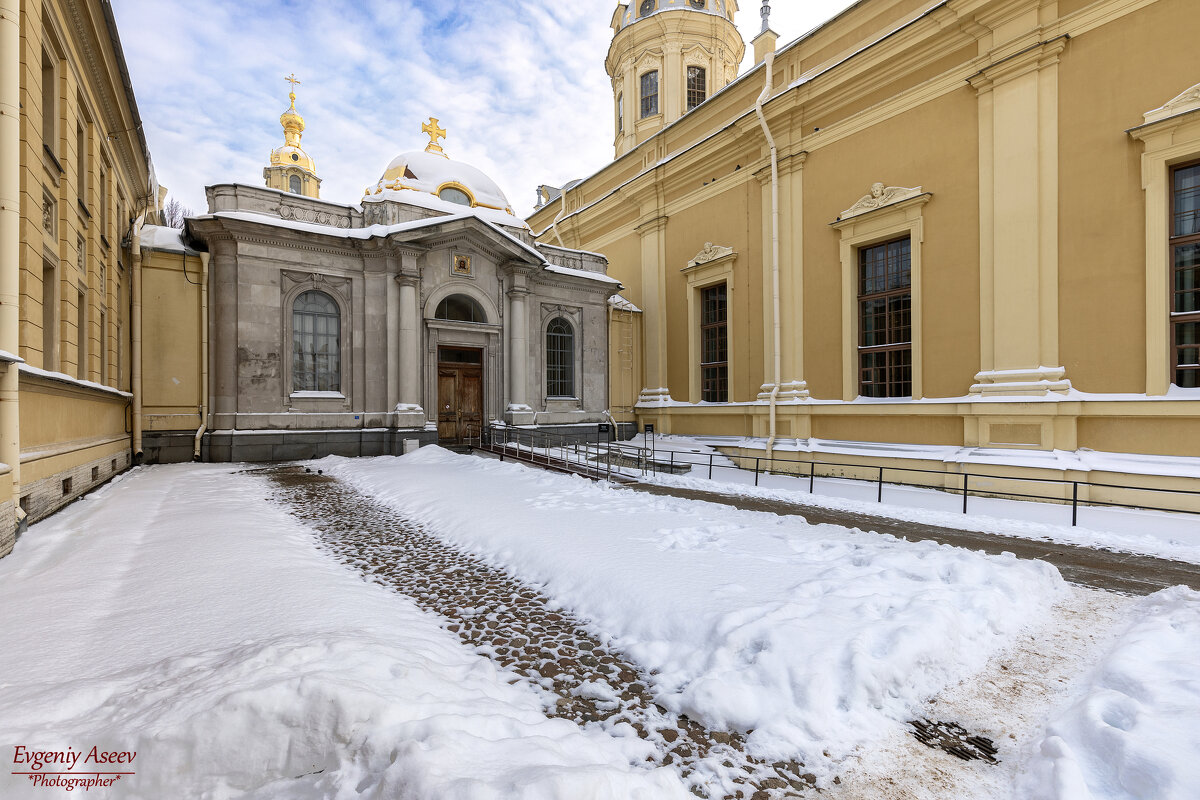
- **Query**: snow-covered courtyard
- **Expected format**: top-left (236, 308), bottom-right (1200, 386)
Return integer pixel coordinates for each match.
top-left (1, 448), bottom-right (1197, 799)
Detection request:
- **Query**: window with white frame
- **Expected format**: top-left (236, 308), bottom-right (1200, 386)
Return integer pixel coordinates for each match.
top-left (1172, 161), bottom-right (1200, 387)
top-left (546, 317), bottom-right (575, 397)
top-left (292, 290), bottom-right (340, 392)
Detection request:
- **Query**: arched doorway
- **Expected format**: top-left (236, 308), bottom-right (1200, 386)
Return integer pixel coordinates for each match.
top-left (433, 294), bottom-right (487, 443)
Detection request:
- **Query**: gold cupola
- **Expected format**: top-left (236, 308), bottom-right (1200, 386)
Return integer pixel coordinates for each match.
top-left (264, 73), bottom-right (321, 199)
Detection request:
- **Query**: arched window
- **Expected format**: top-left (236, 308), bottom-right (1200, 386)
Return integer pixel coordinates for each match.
top-left (289, 174), bottom-right (302, 194)
top-left (640, 71), bottom-right (659, 118)
top-left (438, 186), bottom-right (472, 206)
top-left (546, 317), bottom-right (574, 397)
top-left (292, 290), bottom-right (340, 392)
top-left (435, 294), bottom-right (487, 323)
top-left (687, 66), bottom-right (707, 110)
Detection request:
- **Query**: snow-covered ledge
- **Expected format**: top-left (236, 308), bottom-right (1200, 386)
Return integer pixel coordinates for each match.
top-left (18, 363), bottom-right (132, 398)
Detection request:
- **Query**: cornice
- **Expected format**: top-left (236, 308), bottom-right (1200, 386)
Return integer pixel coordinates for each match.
top-left (966, 34), bottom-right (1069, 94)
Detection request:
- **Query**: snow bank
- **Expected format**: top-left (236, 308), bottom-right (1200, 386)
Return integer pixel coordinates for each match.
top-left (0, 464), bottom-right (689, 799)
top-left (629, 434), bottom-right (1200, 564)
top-left (1015, 586), bottom-right (1200, 800)
top-left (329, 448), bottom-right (1067, 777)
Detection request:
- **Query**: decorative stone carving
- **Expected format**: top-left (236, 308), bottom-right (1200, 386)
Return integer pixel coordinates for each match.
top-left (279, 204), bottom-right (351, 229)
top-left (281, 269), bottom-right (352, 301)
top-left (687, 242), bottom-right (734, 268)
top-left (42, 191), bottom-right (56, 236)
top-left (838, 182), bottom-right (924, 220)
top-left (1144, 82), bottom-right (1200, 125)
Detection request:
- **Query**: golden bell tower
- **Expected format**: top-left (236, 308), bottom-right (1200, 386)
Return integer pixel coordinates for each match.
top-left (264, 74), bottom-right (321, 199)
top-left (607, 1), bottom-right (745, 158)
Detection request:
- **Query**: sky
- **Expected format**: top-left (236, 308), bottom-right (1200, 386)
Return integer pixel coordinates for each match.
top-left (110, 1), bottom-right (860, 219)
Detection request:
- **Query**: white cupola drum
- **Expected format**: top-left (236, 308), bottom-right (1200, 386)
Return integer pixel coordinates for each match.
top-left (606, 0), bottom-right (745, 157)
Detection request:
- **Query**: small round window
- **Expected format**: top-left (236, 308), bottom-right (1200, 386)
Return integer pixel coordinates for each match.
top-left (291, 152), bottom-right (299, 161)
top-left (438, 186), bottom-right (472, 206)
top-left (639, 0), bottom-right (656, 16)
top-left (689, 0), bottom-right (705, 8)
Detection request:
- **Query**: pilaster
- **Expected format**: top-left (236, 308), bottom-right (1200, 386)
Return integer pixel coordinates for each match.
top-left (635, 213), bottom-right (672, 405)
top-left (969, 32), bottom-right (1070, 397)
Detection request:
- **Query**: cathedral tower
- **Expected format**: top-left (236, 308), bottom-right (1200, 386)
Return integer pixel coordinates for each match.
top-left (606, 1), bottom-right (745, 158)
top-left (263, 74), bottom-right (321, 199)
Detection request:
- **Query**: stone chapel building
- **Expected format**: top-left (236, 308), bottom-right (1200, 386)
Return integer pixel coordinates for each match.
top-left (138, 98), bottom-right (621, 463)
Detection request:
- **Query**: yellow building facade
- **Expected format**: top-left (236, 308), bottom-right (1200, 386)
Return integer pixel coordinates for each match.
top-left (529, 0), bottom-right (1200, 506)
top-left (0, 0), bottom-right (161, 555)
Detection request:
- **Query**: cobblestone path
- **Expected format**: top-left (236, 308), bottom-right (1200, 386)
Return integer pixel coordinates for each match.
top-left (264, 466), bottom-right (815, 799)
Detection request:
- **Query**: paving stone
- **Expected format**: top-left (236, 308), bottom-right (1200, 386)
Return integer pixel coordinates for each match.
top-left (265, 466), bottom-right (810, 798)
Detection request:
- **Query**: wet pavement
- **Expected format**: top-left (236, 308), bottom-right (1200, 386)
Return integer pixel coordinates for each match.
top-left (623, 483), bottom-right (1200, 596)
top-left (264, 465), bottom-right (817, 799)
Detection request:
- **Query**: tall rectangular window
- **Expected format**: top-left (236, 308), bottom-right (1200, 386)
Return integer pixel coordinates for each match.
top-left (686, 66), bottom-right (706, 111)
top-left (77, 285), bottom-right (87, 379)
top-left (640, 71), bottom-right (659, 118)
top-left (617, 93), bottom-right (624, 134)
top-left (100, 306), bottom-right (108, 384)
top-left (1172, 162), bottom-right (1200, 387)
top-left (42, 261), bottom-right (57, 369)
top-left (99, 167), bottom-right (109, 239)
top-left (41, 51), bottom-right (57, 156)
top-left (76, 122), bottom-right (87, 205)
top-left (858, 237), bottom-right (912, 397)
top-left (700, 283), bottom-right (728, 402)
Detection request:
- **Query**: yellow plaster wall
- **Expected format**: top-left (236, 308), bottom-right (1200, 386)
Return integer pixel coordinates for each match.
top-left (661, 184), bottom-right (763, 401)
top-left (1057, 0), bottom-right (1200, 393)
top-left (19, 376), bottom-right (128, 484)
top-left (142, 249), bottom-right (203, 430)
top-left (1078, 416), bottom-right (1200, 459)
top-left (803, 88), bottom-right (981, 400)
top-left (811, 413), bottom-right (964, 446)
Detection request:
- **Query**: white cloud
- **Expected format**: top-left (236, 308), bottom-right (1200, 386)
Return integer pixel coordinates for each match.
top-left (111, 0), bottom-right (859, 218)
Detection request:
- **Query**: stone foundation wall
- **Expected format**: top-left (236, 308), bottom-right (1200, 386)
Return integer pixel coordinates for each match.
top-left (199, 428), bottom-right (438, 463)
top-left (0, 499), bottom-right (15, 558)
top-left (18, 450), bottom-right (132, 526)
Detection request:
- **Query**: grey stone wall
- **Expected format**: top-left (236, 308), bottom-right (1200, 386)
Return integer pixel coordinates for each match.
top-left (18, 450), bottom-right (131, 526)
top-left (0, 499), bottom-right (14, 558)
top-left (203, 428), bottom-right (437, 463)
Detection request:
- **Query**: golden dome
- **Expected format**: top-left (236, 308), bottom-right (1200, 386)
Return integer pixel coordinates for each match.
top-left (269, 88), bottom-right (316, 174)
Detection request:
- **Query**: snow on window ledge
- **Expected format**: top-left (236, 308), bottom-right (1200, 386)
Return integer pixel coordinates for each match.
top-left (289, 391), bottom-right (346, 400)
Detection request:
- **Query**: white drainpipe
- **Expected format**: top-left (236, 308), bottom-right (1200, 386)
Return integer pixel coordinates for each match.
top-left (193, 251), bottom-right (209, 460)
top-left (131, 213), bottom-right (144, 463)
top-left (755, 52), bottom-right (781, 461)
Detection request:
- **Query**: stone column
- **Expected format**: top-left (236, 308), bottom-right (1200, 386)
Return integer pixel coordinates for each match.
top-left (395, 274), bottom-right (424, 427)
top-left (506, 277), bottom-right (535, 424)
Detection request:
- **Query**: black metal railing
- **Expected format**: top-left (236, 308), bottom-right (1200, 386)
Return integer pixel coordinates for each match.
top-left (464, 425), bottom-right (1200, 527)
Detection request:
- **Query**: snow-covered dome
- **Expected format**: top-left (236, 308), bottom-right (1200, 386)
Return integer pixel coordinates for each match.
top-left (372, 150), bottom-right (511, 211)
top-left (614, 0), bottom-right (733, 31)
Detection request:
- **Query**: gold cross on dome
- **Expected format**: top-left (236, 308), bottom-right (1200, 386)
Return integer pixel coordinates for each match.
top-left (422, 117), bottom-right (448, 156)
top-left (285, 73), bottom-right (301, 90)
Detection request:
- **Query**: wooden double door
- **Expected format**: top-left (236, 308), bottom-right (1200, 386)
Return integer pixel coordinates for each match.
top-left (437, 347), bottom-right (483, 443)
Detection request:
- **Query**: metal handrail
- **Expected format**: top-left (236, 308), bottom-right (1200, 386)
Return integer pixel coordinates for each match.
top-left (462, 425), bottom-right (1200, 526)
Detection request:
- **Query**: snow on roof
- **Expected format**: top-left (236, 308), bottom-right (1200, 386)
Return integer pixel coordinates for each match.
top-left (373, 150), bottom-right (513, 214)
top-left (608, 294), bottom-right (642, 312)
top-left (362, 186), bottom-right (528, 230)
top-left (19, 363), bottom-right (133, 398)
top-left (542, 263), bottom-right (621, 286)
top-left (139, 224), bottom-right (197, 254)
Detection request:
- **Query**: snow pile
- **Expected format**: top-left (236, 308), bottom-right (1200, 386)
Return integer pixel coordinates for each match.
top-left (0, 464), bottom-right (688, 800)
top-left (330, 448), bottom-right (1067, 776)
top-left (627, 434), bottom-right (1200, 564)
top-left (1016, 586), bottom-right (1200, 800)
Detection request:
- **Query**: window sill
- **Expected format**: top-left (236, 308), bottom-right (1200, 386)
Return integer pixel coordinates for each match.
top-left (43, 145), bottom-right (65, 175)
top-left (289, 391), bottom-right (345, 400)
top-left (77, 199), bottom-right (91, 222)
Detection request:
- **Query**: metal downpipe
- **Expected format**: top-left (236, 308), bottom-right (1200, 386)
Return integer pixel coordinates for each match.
top-left (131, 214), bottom-right (144, 464)
top-left (193, 251), bottom-right (209, 460)
top-left (755, 52), bottom-right (781, 461)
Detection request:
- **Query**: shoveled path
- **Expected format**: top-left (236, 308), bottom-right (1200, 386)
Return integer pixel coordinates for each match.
top-left (263, 465), bottom-right (815, 799)
top-left (623, 482), bottom-right (1200, 596)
